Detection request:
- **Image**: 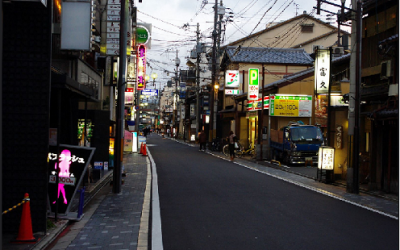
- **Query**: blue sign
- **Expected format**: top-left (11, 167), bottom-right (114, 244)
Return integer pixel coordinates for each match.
top-left (141, 89), bottom-right (158, 96)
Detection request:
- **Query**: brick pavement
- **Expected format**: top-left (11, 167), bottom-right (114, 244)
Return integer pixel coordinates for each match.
top-left (63, 152), bottom-right (150, 250)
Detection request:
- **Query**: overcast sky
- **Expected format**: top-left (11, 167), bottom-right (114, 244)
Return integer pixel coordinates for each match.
top-left (135, 0), bottom-right (348, 86)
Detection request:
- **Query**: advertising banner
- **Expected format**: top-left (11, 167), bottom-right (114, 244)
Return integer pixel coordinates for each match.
top-left (48, 145), bottom-right (95, 215)
top-left (124, 130), bottom-right (133, 152)
top-left (315, 95), bottom-right (328, 127)
top-left (269, 95), bottom-right (312, 117)
top-left (136, 45), bottom-right (146, 90)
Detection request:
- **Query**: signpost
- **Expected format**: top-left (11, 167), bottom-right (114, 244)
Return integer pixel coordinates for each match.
top-left (248, 68), bottom-right (259, 100)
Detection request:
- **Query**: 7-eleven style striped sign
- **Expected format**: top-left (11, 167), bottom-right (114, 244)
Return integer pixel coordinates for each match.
top-left (246, 96), bottom-right (269, 111)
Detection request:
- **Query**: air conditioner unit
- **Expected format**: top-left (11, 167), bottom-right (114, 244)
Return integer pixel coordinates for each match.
top-left (312, 45), bottom-right (324, 52)
top-left (380, 60), bottom-right (392, 79)
top-left (333, 47), bottom-right (344, 55)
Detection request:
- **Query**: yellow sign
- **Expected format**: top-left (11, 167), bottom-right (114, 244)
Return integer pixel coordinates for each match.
top-left (273, 99), bottom-right (299, 117)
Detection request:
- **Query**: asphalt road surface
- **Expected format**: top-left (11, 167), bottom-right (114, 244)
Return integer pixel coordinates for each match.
top-left (147, 135), bottom-right (398, 250)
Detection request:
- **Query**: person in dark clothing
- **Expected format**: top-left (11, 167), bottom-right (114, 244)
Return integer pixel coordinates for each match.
top-left (199, 130), bottom-right (207, 151)
top-left (228, 130), bottom-right (237, 161)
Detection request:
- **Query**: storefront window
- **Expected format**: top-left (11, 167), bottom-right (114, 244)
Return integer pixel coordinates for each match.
top-left (78, 119), bottom-right (93, 146)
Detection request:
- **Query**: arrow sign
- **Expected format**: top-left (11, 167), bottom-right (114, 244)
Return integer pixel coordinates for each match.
top-left (249, 94), bottom-right (257, 99)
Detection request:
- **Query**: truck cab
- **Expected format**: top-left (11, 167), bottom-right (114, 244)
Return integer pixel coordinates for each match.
top-left (270, 124), bottom-right (324, 165)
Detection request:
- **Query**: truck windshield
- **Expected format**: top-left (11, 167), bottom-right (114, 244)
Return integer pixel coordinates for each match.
top-left (291, 127), bottom-right (323, 142)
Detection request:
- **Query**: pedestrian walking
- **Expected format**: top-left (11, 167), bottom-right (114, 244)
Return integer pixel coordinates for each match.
top-left (199, 130), bottom-right (207, 151)
top-left (228, 131), bottom-right (237, 161)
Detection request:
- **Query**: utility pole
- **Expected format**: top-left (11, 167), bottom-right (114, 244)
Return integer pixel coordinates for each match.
top-left (258, 64), bottom-right (265, 160)
top-left (133, 7), bottom-right (139, 146)
top-left (195, 23), bottom-right (201, 138)
top-left (113, 0), bottom-right (128, 193)
top-left (315, 0), bottom-right (362, 193)
top-left (209, 0), bottom-right (218, 142)
top-left (351, 0), bottom-right (362, 194)
top-left (174, 50), bottom-right (180, 138)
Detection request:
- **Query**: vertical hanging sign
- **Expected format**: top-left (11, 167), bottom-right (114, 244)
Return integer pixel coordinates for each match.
top-left (248, 68), bottom-right (259, 100)
top-left (136, 44), bottom-right (146, 90)
top-left (314, 49), bottom-right (331, 94)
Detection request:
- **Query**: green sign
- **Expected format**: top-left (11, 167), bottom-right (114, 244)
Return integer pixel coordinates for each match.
top-left (269, 95), bottom-right (312, 117)
top-left (249, 68), bottom-right (259, 85)
top-left (136, 26), bottom-right (150, 45)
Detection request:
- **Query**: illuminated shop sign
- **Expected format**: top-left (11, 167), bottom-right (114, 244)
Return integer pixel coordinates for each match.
top-left (225, 70), bottom-right (240, 88)
top-left (314, 49), bottom-right (331, 94)
top-left (246, 96), bottom-right (270, 111)
top-left (248, 68), bottom-right (259, 100)
top-left (136, 25), bottom-right (150, 45)
top-left (48, 145), bottom-right (95, 215)
top-left (142, 89), bottom-right (158, 96)
top-left (318, 146), bottom-right (334, 170)
top-left (136, 44), bottom-right (146, 90)
top-left (269, 95), bottom-right (312, 117)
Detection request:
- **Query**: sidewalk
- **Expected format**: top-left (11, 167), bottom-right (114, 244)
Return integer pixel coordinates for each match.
top-left (2, 151), bottom-right (151, 250)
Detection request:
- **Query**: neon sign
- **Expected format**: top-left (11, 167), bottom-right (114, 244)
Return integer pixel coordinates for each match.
top-left (48, 145), bottom-right (95, 215)
top-left (136, 44), bottom-right (146, 90)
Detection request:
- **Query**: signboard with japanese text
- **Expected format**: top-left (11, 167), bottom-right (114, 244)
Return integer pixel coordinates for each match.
top-left (314, 49), bottom-right (331, 94)
top-left (225, 70), bottom-right (240, 88)
top-left (269, 95), bottom-right (312, 117)
top-left (136, 23), bottom-right (152, 49)
top-left (48, 145), bottom-right (95, 215)
top-left (225, 89), bottom-right (241, 95)
top-left (335, 125), bottom-right (343, 149)
top-left (315, 95), bottom-right (328, 127)
top-left (136, 45), bottom-right (146, 90)
top-left (141, 89), bottom-right (158, 96)
top-left (248, 68), bottom-right (259, 100)
top-left (318, 146), bottom-right (334, 170)
top-left (125, 87), bottom-right (134, 105)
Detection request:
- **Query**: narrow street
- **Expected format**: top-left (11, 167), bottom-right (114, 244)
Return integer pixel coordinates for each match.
top-left (148, 135), bottom-right (398, 250)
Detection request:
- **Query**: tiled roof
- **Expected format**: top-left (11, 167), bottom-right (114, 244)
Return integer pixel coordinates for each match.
top-left (225, 46), bottom-right (314, 65)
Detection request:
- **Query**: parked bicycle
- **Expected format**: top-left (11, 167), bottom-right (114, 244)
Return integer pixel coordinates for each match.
top-left (222, 141), bottom-right (244, 158)
top-left (222, 141), bottom-right (255, 158)
top-left (209, 137), bottom-right (222, 151)
top-left (238, 146), bottom-right (256, 158)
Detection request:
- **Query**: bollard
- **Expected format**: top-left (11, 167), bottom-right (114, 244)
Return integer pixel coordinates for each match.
top-left (77, 187), bottom-right (86, 219)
